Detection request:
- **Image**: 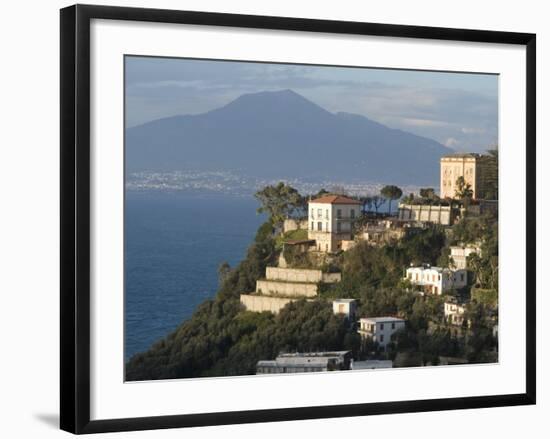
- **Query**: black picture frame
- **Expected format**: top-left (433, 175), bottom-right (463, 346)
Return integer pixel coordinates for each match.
top-left (60, 4), bottom-right (536, 434)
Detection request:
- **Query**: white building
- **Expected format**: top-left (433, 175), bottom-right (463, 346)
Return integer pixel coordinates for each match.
top-left (256, 351), bottom-right (352, 374)
top-left (444, 301), bottom-right (467, 326)
top-left (358, 317), bottom-right (406, 349)
top-left (405, 265), bottom-right (468, 295)
top-left (307, 195), bottom-right (362, 253)
top-left (332, 299), bottom-right (357, 319)
top-left (449, 245), bottom-right (481, 269)
top-left (351, 360), bottom-right (393, 370)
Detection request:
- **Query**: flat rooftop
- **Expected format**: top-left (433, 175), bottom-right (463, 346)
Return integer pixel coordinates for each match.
top-left (359, 317), bottom-right (405, 323)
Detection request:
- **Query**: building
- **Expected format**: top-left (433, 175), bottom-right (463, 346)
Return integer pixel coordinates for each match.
top-left (351, 360), bottom-right (393, 370)
top-left (449, 244), bottom-right (481, 269)
top-left (307, 195), bottom-right (362, 253)
top-left (332, 299), bottom-right (357, 319)
top-left (358, 317), bottom-right (406, 349)
top-left (444, 301), bottom-right (467, 326)
top-left (397, 203), bottom-right (453, 225)
top-left (440, 153), bottom-right (498, 200)
top-left (361, 219), bottom-right (406, 244)
top-left (405, 265), bottom-right (468, 295)
top-left (256, 351), bottom-right (352, 374)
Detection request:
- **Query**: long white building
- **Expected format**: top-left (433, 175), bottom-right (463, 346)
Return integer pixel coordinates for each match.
top-left (405, 265), bottom-right (467, 295)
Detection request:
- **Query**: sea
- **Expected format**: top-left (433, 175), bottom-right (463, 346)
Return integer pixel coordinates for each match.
top-left (124, 191), bottom-right (265, 361)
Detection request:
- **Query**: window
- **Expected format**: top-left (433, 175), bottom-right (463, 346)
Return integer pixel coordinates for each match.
top-left (380, 323), bottom-right (384, 330)
top-left (326, 222), bottom-right (329, 231)
top-left (380, 335), bottom-right (384, 343)
top-left (337, 209), bottom-right (342, 218)
top-left (325, 209), bottom-right (329, 219)
top-left (317, 208), bottom-right (322, 219)
top-left (311, 221), bottom-right (314, 230)
top-left (310, 209), bottom-right (314, 219)
top-left (350, 209), bottom-right (355, 219)
top-left (460, 273), bottom-right (465, 281)
top-left (391, 323), bottom-right (395, 329)
top-left (317, 222), bottom-right (322, 231)
top-left (337, 222), bottom-right (341, 232)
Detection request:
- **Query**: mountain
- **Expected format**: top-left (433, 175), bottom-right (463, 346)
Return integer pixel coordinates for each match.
top-left (126, 89), bottom-right (453, 185)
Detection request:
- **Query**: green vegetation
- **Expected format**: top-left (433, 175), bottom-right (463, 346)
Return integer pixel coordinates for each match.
top-left (455, 176), bottom-right (474, 204)
top-left (471, 288), bottom-right (498, 307)
top-left (275, 228), bottom-right (308, 249)
top-left (381, 185), bottom-right (403, 214)
top-left (478, 149), bottom-right (498, 200)
top-left (255, 182), bottom-right (305, 225)
top-left (126, 217), bottom-right (360, 380)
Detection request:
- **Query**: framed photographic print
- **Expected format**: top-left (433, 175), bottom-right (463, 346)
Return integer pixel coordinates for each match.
top-left (60, 4), bottom-right (536, 434)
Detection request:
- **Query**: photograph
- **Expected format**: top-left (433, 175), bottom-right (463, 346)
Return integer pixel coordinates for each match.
top-left (123, 56), bottom-right (499, 381)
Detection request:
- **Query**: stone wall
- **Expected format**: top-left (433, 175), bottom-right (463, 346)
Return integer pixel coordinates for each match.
top-left (265, 267), bottom-right (341, 283)
top-left (307, 230), bottom-right (352, 252)
top-left (283, 218), bottom-right (309, 233)
top-left (240, 294), bottom-right (296, 314)
top-left (256, 280), bottom-right (318, 297)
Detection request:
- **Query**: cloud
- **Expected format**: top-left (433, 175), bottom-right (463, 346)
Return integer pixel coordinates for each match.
top-left (461, 127), bottom-right (486, 134)
top-left (125, 56), bottom-right (498, 152)
top-left (401, 118), bottom-right (453, 128)
top-left (444, 137), bottom-right (460, 148)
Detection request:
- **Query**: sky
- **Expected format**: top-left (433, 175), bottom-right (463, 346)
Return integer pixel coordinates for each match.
top-left (125, 56), bottom-right (498, 153)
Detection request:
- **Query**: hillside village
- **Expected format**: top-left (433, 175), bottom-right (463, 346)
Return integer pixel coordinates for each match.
top-left (241, 151), bottom-right (498, 373)
top-left (126, 151), bottom-right (498, 380)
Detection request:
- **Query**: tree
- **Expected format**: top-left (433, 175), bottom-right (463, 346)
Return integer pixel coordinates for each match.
top-left (419, 188), bottom-right (438, 202)
top-left (312, 188), bottom-right (330, 199)
top-left (455, 176), bottom-right (473, 202)
top-left (217, 261), bottom-right (231, 285)
top-left (254, 182), bottom-right (305, 225)
top-left (329, 185), bottom-right (348, 196)
top-left (371, 195), bottom-right (386, 214)
top-left (478, 148), bottom-right (498, 200)
top-left (403, 193), bottom-right (415, 204)
top-left (419, 188), bottom-right (435, 199)
top-left (359, 196), bottom-right (373, 214)
top-left (381, 185), bottom-right (403, 214)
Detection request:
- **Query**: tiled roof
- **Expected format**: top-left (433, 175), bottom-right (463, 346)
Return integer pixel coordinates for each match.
top-left (309, 195), bottom-right (362, 205)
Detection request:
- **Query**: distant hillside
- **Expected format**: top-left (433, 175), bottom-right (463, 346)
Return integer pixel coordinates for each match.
top-left (126, 89), bottom-right (453, 185)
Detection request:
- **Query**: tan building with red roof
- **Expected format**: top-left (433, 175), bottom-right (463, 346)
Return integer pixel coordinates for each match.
top-left (307, 195), bottom-right (361, 252)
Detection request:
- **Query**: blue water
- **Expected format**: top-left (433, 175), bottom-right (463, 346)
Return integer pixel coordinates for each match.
top-left (124, 192), bottom-right (265, 360)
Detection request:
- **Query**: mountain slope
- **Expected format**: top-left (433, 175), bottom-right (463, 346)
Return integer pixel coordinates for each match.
top-left (126, 89), bottom-right (452, 185)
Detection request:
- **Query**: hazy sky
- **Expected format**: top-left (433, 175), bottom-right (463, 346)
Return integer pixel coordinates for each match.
top-left (125, 56), bottom-right (498, 153)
